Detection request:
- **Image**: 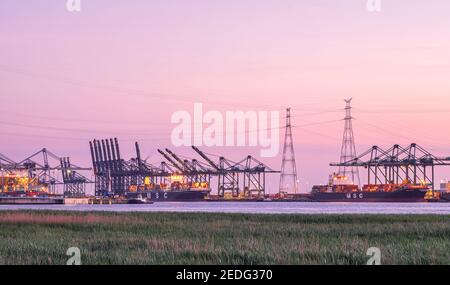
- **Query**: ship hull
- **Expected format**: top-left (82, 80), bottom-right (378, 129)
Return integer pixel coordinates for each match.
top-left (311, 189), bottom-right (427, 202)
top-left (440, 192), bottom-right (450, 202)
top-left (126, 190), bottom-right (210, 202)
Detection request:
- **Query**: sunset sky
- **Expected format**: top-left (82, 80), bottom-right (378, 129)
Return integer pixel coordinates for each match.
top-left (1, 0), bottom-right (450, 192)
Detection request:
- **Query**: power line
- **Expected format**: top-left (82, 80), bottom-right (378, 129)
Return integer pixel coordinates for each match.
top-left (0, 131), bottom-right (170, 142)
top-left (298, 127), bottom-right (340, 141)
top-left (0, 65), bottom-right (288, 110)
top-left (0, 109), bottom-right (166, 127)
top-left (0, 121), bottom-right (171, 136)
top-left (354, 107), bottom-right (450, 114)
top-left (0, 121), bottom-right (287, 142)
top-left (293, 119), bottom-right (343, 128)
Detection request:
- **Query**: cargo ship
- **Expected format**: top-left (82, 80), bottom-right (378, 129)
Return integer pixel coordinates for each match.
top-left (126, 176), bottom-right (211, 202)
top-left (436, 181), bottom-right (450, 202)
top-left (311, 174), bottom-right (429, 202)
top-left (127, 188), bottom-right (210, 202)
top-left (0, 173), bottom-right (64, 204)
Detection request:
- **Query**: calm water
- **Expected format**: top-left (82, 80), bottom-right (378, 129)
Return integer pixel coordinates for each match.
top-left (0, 202), bottom-right (450, 214)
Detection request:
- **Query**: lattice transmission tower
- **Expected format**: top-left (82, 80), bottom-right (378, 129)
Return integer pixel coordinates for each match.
top-left (338, 98), bottom-right (360, 185)
top-left (279, 108), bottom-right (299, 194)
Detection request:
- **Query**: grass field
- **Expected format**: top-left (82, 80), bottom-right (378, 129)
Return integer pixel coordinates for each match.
top-left (0, 210), bottom-right (449, 265)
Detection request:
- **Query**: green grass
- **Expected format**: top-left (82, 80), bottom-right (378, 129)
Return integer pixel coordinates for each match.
top-left (0, 211), bottom-right (449, 265)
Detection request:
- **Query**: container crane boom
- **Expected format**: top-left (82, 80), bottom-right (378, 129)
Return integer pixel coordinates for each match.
top-left (191, 146), bottom-right (220, 171)
top-left (165, 148), bottom-right (194, 172)
top-left (157, 149), bottom-right (184, 172)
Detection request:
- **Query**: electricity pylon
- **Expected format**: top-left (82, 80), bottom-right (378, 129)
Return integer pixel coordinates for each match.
top-left (338, 98), bottom-right (360, 185)
top-left (279, 108), bottom-right (299, 193)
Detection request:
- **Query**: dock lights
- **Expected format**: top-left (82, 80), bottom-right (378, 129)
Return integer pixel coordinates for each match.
top-left (170, 174), bottom-right (184, 182)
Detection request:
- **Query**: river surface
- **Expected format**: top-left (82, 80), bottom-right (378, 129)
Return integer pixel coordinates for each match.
top-left (0, 202), bottom-right (450, 214)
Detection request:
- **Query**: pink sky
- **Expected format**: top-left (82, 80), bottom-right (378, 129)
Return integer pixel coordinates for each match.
top-left (1, 0), bottom-right (450, 192)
